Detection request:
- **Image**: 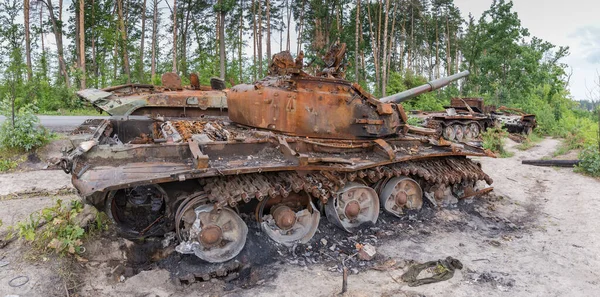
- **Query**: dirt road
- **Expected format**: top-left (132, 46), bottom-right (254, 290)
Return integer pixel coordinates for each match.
top-left (1, 137), bottom-right (599, 297)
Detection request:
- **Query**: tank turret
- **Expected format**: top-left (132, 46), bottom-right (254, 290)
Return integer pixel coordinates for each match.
top-left (228, 48), bottom-right (468, 140)
top-left (380, 71), bottom-right (470, 104)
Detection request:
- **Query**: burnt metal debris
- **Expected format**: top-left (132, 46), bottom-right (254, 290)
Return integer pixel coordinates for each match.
top-left (62, 45), bottom-right (494, 264)
top-left (410, 98), bottom-right (537, 143)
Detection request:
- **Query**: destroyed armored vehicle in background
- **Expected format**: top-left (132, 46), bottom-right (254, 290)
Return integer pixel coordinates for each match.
top-left (76, 72), bottom-right (228, 117)
top-left (410, 97), bottom-right (537, 143)
top-left (61, 45), bottom-right (493, 264)
top-left (491, 106), bottom-right (537, 135)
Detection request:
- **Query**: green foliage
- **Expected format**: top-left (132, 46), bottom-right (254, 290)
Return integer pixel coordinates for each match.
top-left (406, 116), bottom-right (424, 126)
top-left (482, 126), bottom-right (512, 157)
top-left (0, 158), bottom-right (18, 172)
top-left (576, 146), bottom-right (600, 177)
top-left (17, 199), bottom-right (88, 255)
top-left (553, 132), bottom-right (587, 157)
top-left (0, 98), bottom-right (51, 151)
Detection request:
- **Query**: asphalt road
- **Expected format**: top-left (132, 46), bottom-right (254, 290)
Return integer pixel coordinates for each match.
top-left (0, 115), bottom-right (108, 132)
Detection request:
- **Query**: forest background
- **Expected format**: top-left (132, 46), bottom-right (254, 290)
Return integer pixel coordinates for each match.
top-left (0, 0), bottom-right (598, 155)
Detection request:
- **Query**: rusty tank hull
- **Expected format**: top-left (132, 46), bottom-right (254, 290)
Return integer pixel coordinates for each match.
top-left (63, 48), bottom-right (494, 264)
top-left (76, 74), bottom-right (228, 117)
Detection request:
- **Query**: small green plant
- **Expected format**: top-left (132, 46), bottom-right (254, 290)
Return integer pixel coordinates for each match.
top-left (576, 146), bottom-right (600, 177)
top-left (0, 99), bottom-right (52, 151)
top-left (482, 126), bottom-right (512, 157)
top-left (0, 158), bottom-right (18, 172)
top-left (406, 116), bottom-right (424, 126)
top-left (17, 199), bottom-right (88, 255)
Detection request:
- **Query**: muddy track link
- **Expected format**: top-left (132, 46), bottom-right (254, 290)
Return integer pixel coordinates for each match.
top-left (203, 156), bottom-right (492, 209)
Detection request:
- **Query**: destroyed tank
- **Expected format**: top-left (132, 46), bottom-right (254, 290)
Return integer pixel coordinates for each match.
top-left (491, 106), bottom-right (537, 135)
top-left (410, 97), bottom-right (536, 142)
top-left (61, 46), bottom-right (493, 264)
top-left (76, 73), bottom-right (228, 117)
top-left (409, 97), bottom-right (495, 143)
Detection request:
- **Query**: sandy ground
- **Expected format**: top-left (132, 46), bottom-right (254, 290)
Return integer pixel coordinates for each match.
top-left (1, 137), bottom-right (600, 297)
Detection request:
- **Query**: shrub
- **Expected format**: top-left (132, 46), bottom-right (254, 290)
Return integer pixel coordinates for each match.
top-left (576, 146), bottom-right (600, 177)
top-left (482, 126), bottom-right (512, 157)
top-left (0, 100), bottom-right (51, 151)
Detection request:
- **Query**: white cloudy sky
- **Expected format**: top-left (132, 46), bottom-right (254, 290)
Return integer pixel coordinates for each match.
top-left (454, 0), bottom-right (600, 100)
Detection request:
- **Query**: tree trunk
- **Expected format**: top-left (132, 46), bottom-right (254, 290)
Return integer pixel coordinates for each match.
top-left (24, 0), bottom-right (32, 81)
top-left (91, 0), bottom-right (97, 82)
top-left (172, 0), bottom-right (178, 73)
top-left (446, 14), bottom-right (451, 76)
top-left (181, 0), bottom-right (191, 77)
top-left (219, 0), bottom-right (226, 79)
top-left (355, 0), bottom-right (360, 81)
top-left (266, 0), bottom-right (271, 64)
top-left (139, 0), bottom-right (147, 82)
top-left (385, 1), bottom-right (397, 87)
top-left (408, 3), bottom-right (413, 72)
top-left (258, 0), bottom-right (263, 76)
top-left (252, 0), bottom-right (257, 80)
top-left (117, 0), bottom-right (131, 82)
top-left (286, 0), bottom-right (291, 51)
top-left (151, 0), bottom-right (158, 81)
top-left (43, 0), bottom-right (70, 88)
top-left (366, 3), bottom-right (379, 91)
top-left (79, 0), bottom-right (86, 89)
top-left (40, 5), bottom-right (45, 54)
top-left (381, 0), bottom-right (389, 96)
top-left (297, 0), bottom-right (306, 55)
top-left (239, 0), bottom-right (244, 83)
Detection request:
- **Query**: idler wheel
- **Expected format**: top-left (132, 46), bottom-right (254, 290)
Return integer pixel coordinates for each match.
top-left (325, 182), bottom-right (379, 233)
top-left (257, 192), bottom-right (320, 247)
top-left (175, 204), bottom-right (248, 263)
top-left (454, 124), bottom-right (465, 142)
top-left (175, 192), bottom-right (208, 241)
top-left (379, 177), bottom-right (423, 217)
top-left (443, 125), bottom-right (456, 141)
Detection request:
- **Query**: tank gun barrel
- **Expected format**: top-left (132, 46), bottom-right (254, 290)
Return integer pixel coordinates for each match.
top-left (379, 70), bottom-right (470, 104)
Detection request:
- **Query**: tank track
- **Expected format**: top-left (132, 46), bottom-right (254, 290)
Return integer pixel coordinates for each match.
top-left (203, 156), bottom-right (492, 209)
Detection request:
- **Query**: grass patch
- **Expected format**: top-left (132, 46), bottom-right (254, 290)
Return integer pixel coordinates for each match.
top-left (38, 107), bottom-right (102, 116)
top-left (553, 132), bottom-right (586, 157)
top-left (0, 148), bottom-right (26, 172)
top-left (515, 133), bottom-right (543, 151)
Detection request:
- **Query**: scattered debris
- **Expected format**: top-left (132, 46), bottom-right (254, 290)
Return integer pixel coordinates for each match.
top-left (357, 243), bottom-right (377, 261)
top-left (400, 256), bottom-right (463, 287)
top-left (8, 275), bottom-right (30, 287)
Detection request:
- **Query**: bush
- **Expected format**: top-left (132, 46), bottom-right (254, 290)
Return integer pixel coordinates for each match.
top-left (576, 146), bottom-right (600, 177)
top-left (482, 126), bottom-right (513, 157)
top-left (0, 100), bottom-right (51, 151)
